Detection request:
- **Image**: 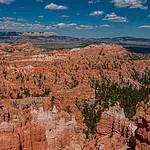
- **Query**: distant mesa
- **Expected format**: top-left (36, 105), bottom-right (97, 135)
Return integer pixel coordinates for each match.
top-left (22, 32), bottom-right (57, 37)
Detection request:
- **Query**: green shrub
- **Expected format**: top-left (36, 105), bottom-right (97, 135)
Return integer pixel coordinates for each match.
top-left (76, 78), bottom-right (149, 138)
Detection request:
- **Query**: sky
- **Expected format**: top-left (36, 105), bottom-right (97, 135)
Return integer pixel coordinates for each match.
top-left (0, 0), bottom-right (149, 38)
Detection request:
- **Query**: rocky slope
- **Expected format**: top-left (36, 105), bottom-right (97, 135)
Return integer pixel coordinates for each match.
top-left (0, 43), bottom-right (149, 149)
top-left (131, 99), bottom-right (150, 150)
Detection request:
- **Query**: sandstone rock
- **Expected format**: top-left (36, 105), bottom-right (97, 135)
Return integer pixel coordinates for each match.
top-left (131, 101), bottom-right (150, 150)
top-left (93, 105), bottom-right (135, 150)
top-left (0, 43), bottom-right (149, 149)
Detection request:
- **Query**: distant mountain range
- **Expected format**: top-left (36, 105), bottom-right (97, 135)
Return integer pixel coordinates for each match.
top-left (0, 32), bottom-right (149, 52)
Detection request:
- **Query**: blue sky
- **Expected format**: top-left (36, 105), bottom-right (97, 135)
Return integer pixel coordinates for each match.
top-left (0, 0), bottom-right (149, 38)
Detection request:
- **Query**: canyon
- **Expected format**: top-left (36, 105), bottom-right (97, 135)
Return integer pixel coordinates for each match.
top-left (0, 42), bottom-right (149, 149)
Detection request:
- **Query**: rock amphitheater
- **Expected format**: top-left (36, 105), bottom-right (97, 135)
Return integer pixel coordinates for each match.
top-left (0, 43), bottom-right (149, 149)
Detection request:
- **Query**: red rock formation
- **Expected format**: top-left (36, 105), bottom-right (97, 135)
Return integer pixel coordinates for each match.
top-left (133, 99), bottom-right (150, 150)
top-left (0, 43), bottom-right (149, 149)
top-left (0, 106), bottom-right (48, 150)
top-left (0, 42), bottom-right (38, 53)
top-left (84, 104), bottom-right (136, 150)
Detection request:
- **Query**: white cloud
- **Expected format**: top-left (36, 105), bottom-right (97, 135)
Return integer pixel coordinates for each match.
top-left (35, 20), bottom-right (40, 24)
top-left (54, 23), bottom-right (77, 28)
top-left (75, 25), bottom-right (93, 30)
top-left (138, 25), bottom-right (150, 28)
top-left (60, 15), bottom-right (70, 18)
top-left (0, 17), bottom-right (15, 21)
top-left (38, 15), bottom-right (44, 18)
top-left (89, 11), bottom-right (104, 16)
top-left (96, 24), bottom-right (111, 28)
top-left (0, 17), bottom-right (94, 32)
top-left (103, 12), bottom-right (128, 23)
top-left (0, 17), bottom-right (26, 22)
top-left (111, 0), bottom-right (148, 10)
top-left (0, 19), bottom-right (53, 32)
top-left (36, 0), bottom-right (43, 3)
top-left (88, 0), bottom-right (100, 4)
top-left (53, 23), bottom-right (93, 30)
top-left (0, 0), bottom-right (14, 4)
top-left (45, 3), bottom-right (68, 10)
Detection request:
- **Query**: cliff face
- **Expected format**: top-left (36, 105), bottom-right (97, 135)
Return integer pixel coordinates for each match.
top-left (0, 42), bottom-right (38, 53)
top-left (0, 43), bottom-right (149, 149)
top-left (0, 107), bottom-right (48, 150)
top-left (0, 104), bottom-right (85, 150)
top-left (31, 106), bottom-right (85, 149)
top-left (83, 104), bottom-right (137, 150)
top-left (0, 123), bottom-right (48, 150)
top-left (131, 99), bottom-right (150, 150)
top-left (96, 105), bottom-right (132, 149)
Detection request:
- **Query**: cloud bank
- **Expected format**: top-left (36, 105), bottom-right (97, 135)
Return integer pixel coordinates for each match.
top-left (103, 12), bottom-right (128, 23)
top-left (45, 3), bottom-right (68, 10)
top-left (112, 0), bottom-right (148, 10)
top-left (89, 11), bottom-right (104, 16)
top-left (0, 0), bottom-right (14, 4)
